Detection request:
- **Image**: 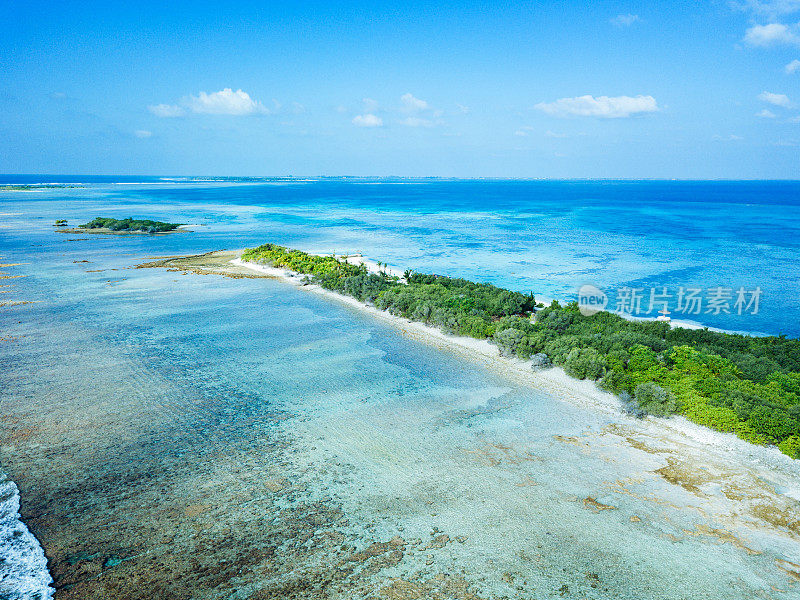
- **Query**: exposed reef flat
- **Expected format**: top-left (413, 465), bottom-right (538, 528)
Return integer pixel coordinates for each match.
top-left (140, 250), bottom-right (800, 473)
top-left (2, 247), bottom-right (799, 600)
top-left (133, 249), bottom-right (800, 597)
top-left (137, 250), bottom-right (275, 277)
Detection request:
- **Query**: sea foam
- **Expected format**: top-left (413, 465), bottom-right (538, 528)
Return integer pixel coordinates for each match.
top-left (0, 476), bottom-right (54, 600)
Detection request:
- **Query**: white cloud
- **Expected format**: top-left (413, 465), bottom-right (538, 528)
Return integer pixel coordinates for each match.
top-left (610, 14), bottom-right (640, 27)
top-left (352, 113), bottom-right (383, 127)
top-left (514, 130), bottom-right (529, 137)
top-left (149, 88), bottom-right (269, 117)
top-left (534, 94), bottom-right (659, 118)
top-left (757, 108), bottom-right (778, 117)
top-left (148, 103), bottom-right (185, 118)
top-left (134, 130), bottom-right (152, 138)
top-left (789, 115), bottom-right (800, 122)
top-left (400, 93), bottom-right (429, 113)
top-left (744, 23), bottom-right (800, 46)
top-left (185, 88), bottom-right (269, 115)
top-left (712, 134), bottom-right (744, 141)
top-left (786, 59), bottom-right (800, 72)
top-left (759, 90), bottom-right (793, 106)
top-left (735, 1), bottom-right (800, 18)
top-left (456, 103), bottom-right (470, 114)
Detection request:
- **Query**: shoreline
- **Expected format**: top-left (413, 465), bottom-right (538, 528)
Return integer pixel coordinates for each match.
top-left (230, 256), bottom-right (624, 413)
top-left (0, 477), bottom-right (54, 600)
top-left (236, 252), bottom-right (739, 334)
top-left (57, 227), bottom-right (186, 236)
top-left (143, 250), bottom-right (799, 478)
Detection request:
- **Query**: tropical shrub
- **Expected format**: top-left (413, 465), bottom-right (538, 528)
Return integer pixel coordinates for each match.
top-left (634, 382), bottom-right (681, 417)
top-left (778, 435), bottom-right (800, 458)
top-left (563, 347), bottom-right (606, 380)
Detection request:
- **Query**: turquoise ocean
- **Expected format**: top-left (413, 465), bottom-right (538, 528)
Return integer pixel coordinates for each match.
top-left (1, 178), bottom-right (800, 599)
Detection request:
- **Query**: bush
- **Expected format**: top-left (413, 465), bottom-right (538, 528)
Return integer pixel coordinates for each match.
top-left (605, 349), bottom-right (630, 371)
top-left (634, 383), bottom-right (681, 417)
top-left (564, 347), bottom-right (606, 380)
top-left (684, 399), bottom-right (739, 432)
top-left (768, 372), bottom-right (800, 398)
top-left (530, 353), bottom-right (551, 370)
top-left (746, 406), bottom-right (800, 443)
top-left (619, 391), bottom-right (645, 418)
top-left (735, 421), bottom-right (771, 445)
top-left (599, 367), bottom-right (631, 394)
top-left (544, 335), bottom-right (590, 364)
top-left (494, 327), bottom-right (524, 357)
top-left (628, 345), bottom-right (659, 372)
top-left (730, 352), bottom-right (781, 383)
top-left (778, 435), bottom-right (800, 458)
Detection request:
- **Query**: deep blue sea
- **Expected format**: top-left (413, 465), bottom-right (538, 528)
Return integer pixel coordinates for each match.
top-left (4, 176), bottom-right (799, 336)
top-left (1, 177), bottom-right (800, 600)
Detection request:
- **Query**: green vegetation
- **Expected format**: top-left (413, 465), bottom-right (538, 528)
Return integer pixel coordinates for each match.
top-left (79, 217), bottom-right (182, 233)
top-left (55, 219), bottom-right (68, 226)
top-left (242, 243), bottom-right (800, 458)
top-left (241, 244), bottom-right (536, 340)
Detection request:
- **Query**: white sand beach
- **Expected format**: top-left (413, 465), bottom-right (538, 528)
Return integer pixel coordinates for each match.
top-left (229, 254), bottom-right (799, 478)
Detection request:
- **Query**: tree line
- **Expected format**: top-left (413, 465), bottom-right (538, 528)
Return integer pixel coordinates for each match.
top-left (80, 217), bottom-right (182, 233)
top-left (241, 243), bottom-right (800, 459)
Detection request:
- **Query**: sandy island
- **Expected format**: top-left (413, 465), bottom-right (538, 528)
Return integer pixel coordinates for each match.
top-left (138, 250), bottom-right (800, 475)
top-left (57, 224), bottom-right (196, 236)
top-left (136, 250), bottom-right (800, 576)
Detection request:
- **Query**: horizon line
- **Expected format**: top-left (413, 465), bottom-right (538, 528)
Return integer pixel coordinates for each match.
top-left (3, 174), bottom-right (800, 183)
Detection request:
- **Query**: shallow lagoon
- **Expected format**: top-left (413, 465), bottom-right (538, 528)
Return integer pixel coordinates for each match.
top-left (3, 178), bottom-right (799, 335)
top-left (2, 180), bottom-right (800, 598)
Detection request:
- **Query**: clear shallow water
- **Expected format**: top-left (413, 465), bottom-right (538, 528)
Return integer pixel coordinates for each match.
top-left (1, 179), bottom-right (800, 599)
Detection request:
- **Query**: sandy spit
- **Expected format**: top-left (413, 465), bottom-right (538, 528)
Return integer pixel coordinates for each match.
top-left (139, 250), bottom-right (800, 478)
top-left (233, 255), bottom-right (800, 474)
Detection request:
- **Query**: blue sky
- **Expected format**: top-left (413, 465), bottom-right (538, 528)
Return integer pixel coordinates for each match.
top-left (1, 0), bottom-right (799, 177)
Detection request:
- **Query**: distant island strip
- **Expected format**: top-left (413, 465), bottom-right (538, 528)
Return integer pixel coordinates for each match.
top-left (140, 243), bottom-right (800, 459)
top-left (59, 217), bottom-right (185, 235)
